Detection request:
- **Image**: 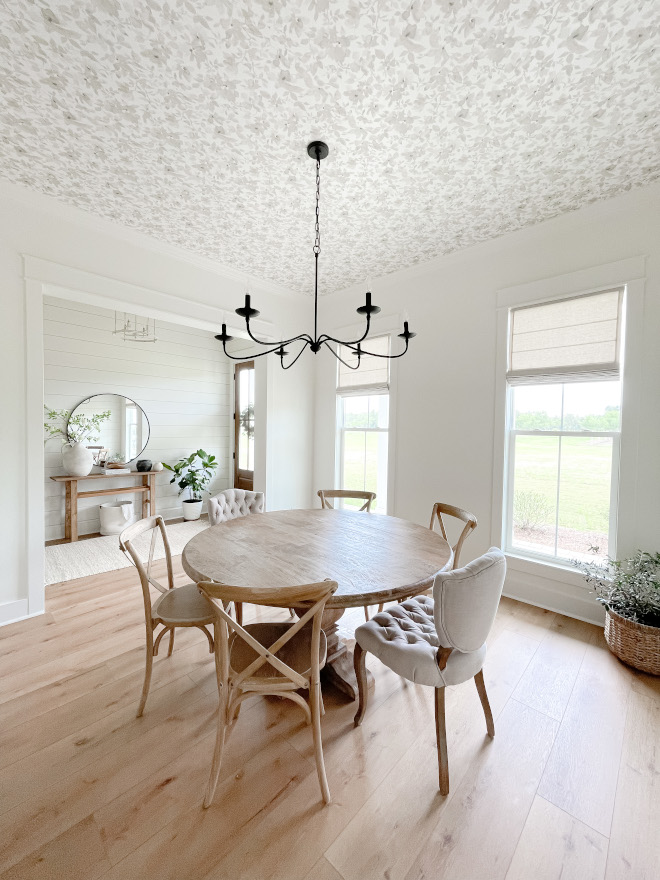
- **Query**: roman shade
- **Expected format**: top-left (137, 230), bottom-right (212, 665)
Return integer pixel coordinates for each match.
top-left (508, 289), bottom-right (623, 385)
top-left (337, 334), bottom-right (390, 394)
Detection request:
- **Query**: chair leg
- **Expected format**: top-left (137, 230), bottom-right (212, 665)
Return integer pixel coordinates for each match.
top-left (234, 602), bottom-right (243, 627)
top-left (310, 677), bottom-right (331, 804)
top-left (200, 624), bottom-right (214, 653)
top-left (204, 685), bottom-right (229, 808)
top-left (167, 627), bottom-right (175, 657)
top-left (474, 669), bottom-right (495, 738)
top-left (137, 631), bottom-right (154, 718)
top-left (434, 687), bottom-right (449, 795)
top-left (353, 642), bottom-right (368, 727)
top-left (364, 606), bottom-right (370, 621)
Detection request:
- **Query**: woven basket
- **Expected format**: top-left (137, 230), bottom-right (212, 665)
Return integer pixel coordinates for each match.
top-left (604, 608), bottom-right (660, 675)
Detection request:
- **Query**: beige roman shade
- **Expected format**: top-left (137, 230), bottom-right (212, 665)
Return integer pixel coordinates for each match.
top-left (508, 289), bottom-right (623, 385)
top-left (337, 335), bottom-right (390, 394)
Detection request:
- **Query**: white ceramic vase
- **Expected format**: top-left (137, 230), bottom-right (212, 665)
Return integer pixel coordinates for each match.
top-left (182, 499), bottom-right (203, 521)
top-left (61, 442), bottom-right (94, 476)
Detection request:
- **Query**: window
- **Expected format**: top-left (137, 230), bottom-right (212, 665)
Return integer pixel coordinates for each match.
top-left (336, 336), bottom-right (390, 513)
top-left (504, 289), bottom-right (624, 564)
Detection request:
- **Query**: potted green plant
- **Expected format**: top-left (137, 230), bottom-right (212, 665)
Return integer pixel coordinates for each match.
top-left (44, 406), bottom-right (112, 476)
top-left (163, 450), bottom-right (218, 521)
top-left (575, 550), bottom-right (660, 675)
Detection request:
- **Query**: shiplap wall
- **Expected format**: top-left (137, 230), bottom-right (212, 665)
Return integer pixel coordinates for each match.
top-left (44, 295), bottom-right (232, 540)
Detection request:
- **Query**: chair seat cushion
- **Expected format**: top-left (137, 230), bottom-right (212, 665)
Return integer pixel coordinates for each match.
top-left (152, 583), bottom-right (214, 625)
top-left (355, 595), bottom-right (486, 687)
top-left (230, 621), bottom-right (327, 681)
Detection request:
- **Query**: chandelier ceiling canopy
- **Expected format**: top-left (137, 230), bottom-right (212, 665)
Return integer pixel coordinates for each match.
top-left (216, 142), bottom-right (415, 371)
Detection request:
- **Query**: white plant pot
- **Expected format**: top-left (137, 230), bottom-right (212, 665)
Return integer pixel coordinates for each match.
top-left (182, 499), bottom-right (203, 521)
top-left (61, 442), bottom-right (94, 476)
top-left (99, 501), bottom-right (135, 536)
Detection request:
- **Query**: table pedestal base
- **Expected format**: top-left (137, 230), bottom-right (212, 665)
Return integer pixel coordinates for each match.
top-left (320, 607), bottom-right (374, 702)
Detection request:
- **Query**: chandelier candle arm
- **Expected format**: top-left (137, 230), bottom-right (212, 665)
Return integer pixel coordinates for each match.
top-left (215, 323), bottom-right (308, 360)
top-left (217, 141), bottom-right (415, 369)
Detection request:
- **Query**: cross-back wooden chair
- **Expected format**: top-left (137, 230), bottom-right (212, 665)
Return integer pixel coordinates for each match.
top-left (119, 516), bottom-right (214, 717)
top-left (429, 502), bottom-right (478, 570)
top-left (198, 579), bottom-right (338, 808)
top-left (317, 489), bottom-right (376, 512)
top-left (317, 489), bottom-right (376, 620)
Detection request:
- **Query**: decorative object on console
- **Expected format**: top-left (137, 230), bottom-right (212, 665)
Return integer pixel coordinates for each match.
top-left (44, 405), bottom-right (112, 476)
top-left (163, 449), bottom-right (218, 521)
top-left (152, 461), bottom-right (164, 472)
top-left (136, 459), bottom-right (152, 472)
top-left (103, 467), bottom-right (131, 475)
top-left (60, 443), bottom-right (94, 477)
top-left (215, 141), bottom-right (415, 372)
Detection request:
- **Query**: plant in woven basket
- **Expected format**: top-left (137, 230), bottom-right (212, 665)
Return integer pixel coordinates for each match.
top-left (574, 550), bottom-right (660, 629)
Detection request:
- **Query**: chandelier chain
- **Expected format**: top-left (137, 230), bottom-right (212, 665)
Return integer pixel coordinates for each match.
top-left (313, 158), bottom-right (321, 256)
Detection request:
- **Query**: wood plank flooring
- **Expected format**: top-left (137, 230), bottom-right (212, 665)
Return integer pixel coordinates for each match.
top-left (0, 568), bottom-right (658, 879)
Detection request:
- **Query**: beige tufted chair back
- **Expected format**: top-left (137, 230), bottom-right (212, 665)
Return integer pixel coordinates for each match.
top-left (207, 488), bottom-right (265, 526)
top-left (433, 547), bottom-right (506, 653)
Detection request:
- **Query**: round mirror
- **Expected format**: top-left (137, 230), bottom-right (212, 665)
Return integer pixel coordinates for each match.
top-left (68, 394), bottom-right (150, 465)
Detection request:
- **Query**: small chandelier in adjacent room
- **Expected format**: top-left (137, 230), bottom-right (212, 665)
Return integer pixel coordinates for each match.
top-left (113, 312), bottom-right (158, 343)
top-left (216, 141), bottom-right (415, 370)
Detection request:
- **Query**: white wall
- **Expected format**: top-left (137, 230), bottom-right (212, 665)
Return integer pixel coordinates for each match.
top-left (313, 182), bottom-right (660, 624)
top-left (43, 295), bottom-right (231, 539)
top-left (0, 179), bottom-right (315, 621)
top-left (264, 354), bottom-right (315, 511)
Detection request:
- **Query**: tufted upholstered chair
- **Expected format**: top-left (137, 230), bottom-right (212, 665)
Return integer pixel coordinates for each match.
top-left (353, 548), bottom-right (506, 795)
top-left (206, 489), bottom-right (265, 625)
top-left (207, 488), bottom-right (265, 526)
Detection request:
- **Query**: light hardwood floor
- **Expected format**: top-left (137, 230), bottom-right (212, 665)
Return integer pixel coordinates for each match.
top-left (0, 559), bottom-right (658, 880)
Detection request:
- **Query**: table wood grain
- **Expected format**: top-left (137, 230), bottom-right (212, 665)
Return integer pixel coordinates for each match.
top-left (181, 508), bottom-right (451, 609)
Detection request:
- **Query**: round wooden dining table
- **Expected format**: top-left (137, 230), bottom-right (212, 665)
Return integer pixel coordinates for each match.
top-left (181, 508), bottom-right (452, 699)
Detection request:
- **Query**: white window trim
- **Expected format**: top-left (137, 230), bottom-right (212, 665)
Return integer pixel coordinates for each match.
top-left (331, 316), bottom-right (402, 515)
top-left (492, 256), bottom-right (646, 578)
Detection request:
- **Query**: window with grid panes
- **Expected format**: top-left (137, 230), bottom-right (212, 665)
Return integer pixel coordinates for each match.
top-left (335, 336), bottom-right (390, 513)
top-left (504, 289), bottom-right (623, 563)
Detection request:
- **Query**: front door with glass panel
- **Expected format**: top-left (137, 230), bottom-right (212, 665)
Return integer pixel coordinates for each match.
top-left (234, 361), bottom-right (255, 491)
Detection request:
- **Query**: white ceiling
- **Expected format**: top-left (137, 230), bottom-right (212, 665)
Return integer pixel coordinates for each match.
top-left (1, 1), bottom-right (658, 294)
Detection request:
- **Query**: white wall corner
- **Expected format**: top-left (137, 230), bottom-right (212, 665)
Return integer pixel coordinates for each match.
top-left (24, 274), bottom-right (46, 616)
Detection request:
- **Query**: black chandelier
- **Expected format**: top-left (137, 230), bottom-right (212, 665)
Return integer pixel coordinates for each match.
top-left (215, 141), bottom-right (415, 370)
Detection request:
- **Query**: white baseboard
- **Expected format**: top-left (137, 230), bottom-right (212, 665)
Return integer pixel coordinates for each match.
top-left (504, 570), bottom-right (605, 627)
top-left (0, 599), bottom-right (37, 628)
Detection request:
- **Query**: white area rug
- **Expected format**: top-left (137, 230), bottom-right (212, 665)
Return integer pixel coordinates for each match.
top-left (45, 520), bottom-right (211, 585)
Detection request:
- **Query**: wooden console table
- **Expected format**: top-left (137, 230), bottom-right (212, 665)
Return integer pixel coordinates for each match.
top-left (50, 471), bottom-right (157, 542)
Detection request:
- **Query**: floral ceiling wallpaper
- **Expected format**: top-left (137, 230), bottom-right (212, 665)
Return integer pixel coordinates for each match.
top-left (0, 0), bottom-right (658, 294)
